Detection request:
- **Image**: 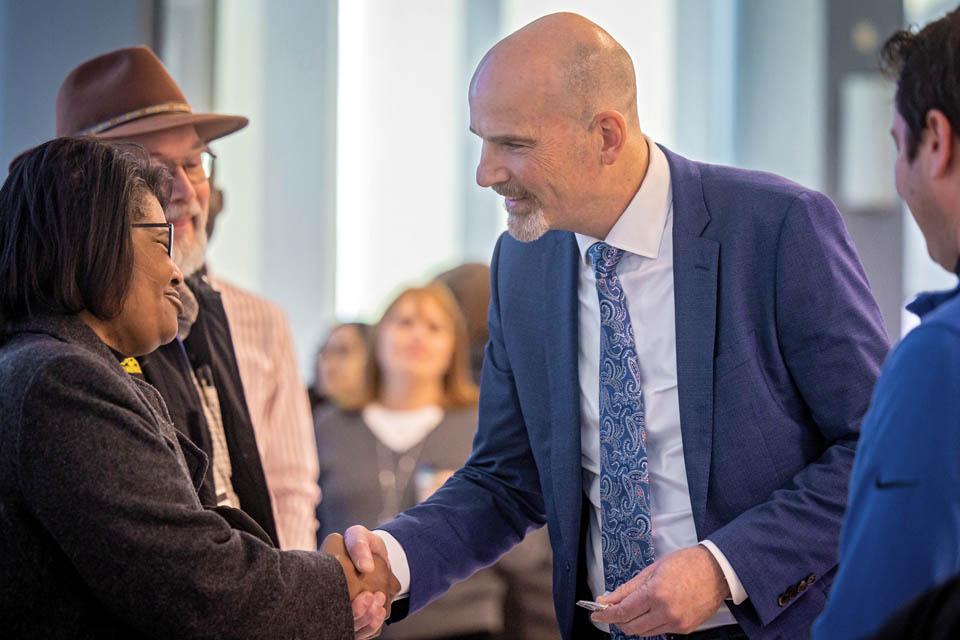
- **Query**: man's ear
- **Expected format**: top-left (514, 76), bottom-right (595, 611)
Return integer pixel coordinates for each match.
top-left (592, 110), bottom-right (628, 165)
top-left (923, 109), bottom-right (955, 179)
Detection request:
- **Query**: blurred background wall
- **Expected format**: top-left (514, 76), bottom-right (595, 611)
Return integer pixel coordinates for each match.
top-left (1, 0), bottom-right (957, 375)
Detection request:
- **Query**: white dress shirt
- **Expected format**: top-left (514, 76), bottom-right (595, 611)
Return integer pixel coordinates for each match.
top-left (575, 140), bottom-right (743, 631)
top-left (377, 141), bottom-right (746, 629)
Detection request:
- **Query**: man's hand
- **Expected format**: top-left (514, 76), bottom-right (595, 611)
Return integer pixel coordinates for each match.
top-left (343, 525), bottom-right (391, 574)
top-left (322, 533), bottom-right (400, 639)
top-left (591, 545), bottom-right (731, 637)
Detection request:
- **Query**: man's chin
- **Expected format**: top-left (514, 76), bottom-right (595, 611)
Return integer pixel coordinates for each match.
top-left (507, 210), bottom-right (550, 243)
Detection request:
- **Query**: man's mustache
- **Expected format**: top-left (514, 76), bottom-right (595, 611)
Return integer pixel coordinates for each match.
top-left (492, 183), bottom-right (534, 199)
top-left (166, 202), bottom-right (204, 224)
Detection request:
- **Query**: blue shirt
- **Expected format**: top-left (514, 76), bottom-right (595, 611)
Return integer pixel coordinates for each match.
top-left (813, 277), bottom-right (960, 639)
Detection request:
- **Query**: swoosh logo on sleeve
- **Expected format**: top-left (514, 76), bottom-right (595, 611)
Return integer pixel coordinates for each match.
top-left (874, 478), bottom-right (917, 490)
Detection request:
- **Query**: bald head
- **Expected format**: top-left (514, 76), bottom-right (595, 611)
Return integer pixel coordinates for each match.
top-left (469, 13), bottom-right (649, 242)
top-left (471, 12), bottom-right (639, 127)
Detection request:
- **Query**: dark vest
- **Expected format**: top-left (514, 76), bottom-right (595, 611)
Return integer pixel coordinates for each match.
top-left (140, 273), bottom-right (278, 545)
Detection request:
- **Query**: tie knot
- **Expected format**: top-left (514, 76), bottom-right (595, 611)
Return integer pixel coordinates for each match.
top-left (587, 242), bottom-right (624, 276)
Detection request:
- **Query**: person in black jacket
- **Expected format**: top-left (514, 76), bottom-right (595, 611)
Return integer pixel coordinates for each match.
top-left (0, 137), bottom-right (395, 638)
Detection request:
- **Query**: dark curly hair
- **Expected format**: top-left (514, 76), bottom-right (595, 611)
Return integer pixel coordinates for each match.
top-left (0, 137), bottom-right (171, 322)
top-left (881, 8), bottom-right (960, 160)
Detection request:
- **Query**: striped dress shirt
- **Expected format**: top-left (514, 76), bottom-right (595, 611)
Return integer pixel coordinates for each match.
top-left (211, 275), bottom-right (321, 550)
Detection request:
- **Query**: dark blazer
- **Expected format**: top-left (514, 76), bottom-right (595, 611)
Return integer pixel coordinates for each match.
top-left (380, 147), bottom-right (889, 639)
top-left (141, 272), bottom-right (279, 544)
top-left (0, 315), bottom-right (352, 639)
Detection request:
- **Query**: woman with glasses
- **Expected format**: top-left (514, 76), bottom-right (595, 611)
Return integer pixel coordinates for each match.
top-left (0, 137), bottom-right (392, 638)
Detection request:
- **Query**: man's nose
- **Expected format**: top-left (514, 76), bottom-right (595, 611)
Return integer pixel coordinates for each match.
top-left (169, 166), bottom-right (198, 204)
top-left (476, 143), bottom-right (508, 188)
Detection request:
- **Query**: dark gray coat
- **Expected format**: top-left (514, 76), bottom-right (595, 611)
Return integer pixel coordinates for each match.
top-left (0, 315), bottom-right (352, 639)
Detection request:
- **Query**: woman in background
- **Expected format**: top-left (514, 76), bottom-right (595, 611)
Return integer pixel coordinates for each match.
top-left (309, 321), bottom-right (373, 413)
top-left (316, 283), bottom-right (505, 640)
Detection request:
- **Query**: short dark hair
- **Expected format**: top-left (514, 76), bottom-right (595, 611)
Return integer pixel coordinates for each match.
top-left (881, 8), bottom-right (960, 160)
top-left (0, 137), bottom-right (171, 323)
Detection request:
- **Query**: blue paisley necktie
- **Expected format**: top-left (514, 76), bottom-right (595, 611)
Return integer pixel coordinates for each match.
top-left (587, 241), bottom-right (663, 640)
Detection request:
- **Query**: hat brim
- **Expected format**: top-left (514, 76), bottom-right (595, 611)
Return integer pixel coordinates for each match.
top-left (92, 111), bottom-right (248, 143)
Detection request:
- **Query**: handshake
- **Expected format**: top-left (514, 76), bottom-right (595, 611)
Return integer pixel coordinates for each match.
top-left (321, 527), bottom-right (402, 639)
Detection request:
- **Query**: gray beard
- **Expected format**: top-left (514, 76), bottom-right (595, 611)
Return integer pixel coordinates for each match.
top-left (507, 207), bottom-right (550, 243)
top-left (174, 230), bottom-right (208, 278)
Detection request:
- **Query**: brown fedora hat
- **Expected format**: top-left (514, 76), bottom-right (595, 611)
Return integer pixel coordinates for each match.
top-left (56, 46), bottom-right (247, 141)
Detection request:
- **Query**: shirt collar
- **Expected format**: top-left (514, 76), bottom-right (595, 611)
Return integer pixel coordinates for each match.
top-left (903, 257), bottom-right (960, 319)
top-left (575, 137), bottom-right (673, 266)
top-left (906, 280), bottom-right (960, 319)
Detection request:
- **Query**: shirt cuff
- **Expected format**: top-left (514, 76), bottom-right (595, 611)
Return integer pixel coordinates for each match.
top-left (700, 540), bottom-right (748, 605)
top-left (373, 530), bottom-right (411, 597)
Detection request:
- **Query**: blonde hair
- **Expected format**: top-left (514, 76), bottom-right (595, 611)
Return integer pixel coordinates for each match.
top-left (365, 283), bottom-right (479, 409)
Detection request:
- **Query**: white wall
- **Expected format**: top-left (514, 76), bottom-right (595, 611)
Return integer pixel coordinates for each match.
top-left (335, 0), bottom-right (467, 321)
top-left (502, 1), bottom-right (677, 147)
top-left (210, 0), bottom-right (338, 374)
top-left (208, 0), bottom-right (265, 292)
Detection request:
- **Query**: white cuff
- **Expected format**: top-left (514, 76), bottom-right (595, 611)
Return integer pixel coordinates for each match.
top-left (699, 540), bottom-right (748, 605)
top-left (373, 530), bottom-right (411, 597)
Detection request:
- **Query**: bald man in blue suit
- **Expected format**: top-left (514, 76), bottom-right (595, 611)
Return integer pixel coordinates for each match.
top-left (345, 13), bottom-right (889, 640)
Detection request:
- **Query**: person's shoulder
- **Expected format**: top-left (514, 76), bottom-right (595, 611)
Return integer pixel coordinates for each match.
top-left (917, 291), bottom-right (960, 335)
top-left (870, 319), bottom-right (960, 432)
top-left (0, 332), bottom-right (108, 389)
top-left (696, 159), bottom-right (810, 203)
top-left (691, 157), bottom-right (837, 228)
top-left (893, 317), bottom-right (960, 373)
top-left (0, 333), bottom-right (130, 425)
top-left (210, 275), bottom-right (288, 324)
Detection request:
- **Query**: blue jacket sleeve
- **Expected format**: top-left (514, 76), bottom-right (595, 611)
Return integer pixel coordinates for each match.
top-left (379, 234), bottom-right (547, 614)
top-left (813, 323), bottom-right (960, 639)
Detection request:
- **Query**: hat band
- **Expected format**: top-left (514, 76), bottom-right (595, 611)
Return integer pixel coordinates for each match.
top-left (77, 101), bottom-right (193, 135)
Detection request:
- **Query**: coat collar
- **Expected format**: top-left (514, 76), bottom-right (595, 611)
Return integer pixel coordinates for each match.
top-left (4, 313), bottom-right (120, 369)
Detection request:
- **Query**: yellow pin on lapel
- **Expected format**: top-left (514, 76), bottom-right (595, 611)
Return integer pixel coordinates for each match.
top-left (120, 357), bottom-right (142, 375)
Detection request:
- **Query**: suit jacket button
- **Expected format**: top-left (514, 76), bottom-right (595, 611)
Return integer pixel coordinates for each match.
top-left (786, 585), bottom-right (798, 599)
top-left (807, 573), bottom-right (817, 585)
top-left (777, 594), bottom-right (789, 607)
top-left (798, 580), bottom-right (808, 593)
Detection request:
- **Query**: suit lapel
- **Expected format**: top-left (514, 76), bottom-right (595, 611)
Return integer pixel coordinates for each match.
top-left (663, 146), bottom-right (719, 535)
top-left (543, 233), bottom-right (584, 560)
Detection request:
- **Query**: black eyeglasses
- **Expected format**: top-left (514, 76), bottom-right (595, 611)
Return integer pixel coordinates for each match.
top-left (132, 222), bottom-right (174, 257)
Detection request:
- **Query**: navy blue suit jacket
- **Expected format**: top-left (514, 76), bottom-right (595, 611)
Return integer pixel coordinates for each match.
top-left (381, 147), bottom-right (889, 639)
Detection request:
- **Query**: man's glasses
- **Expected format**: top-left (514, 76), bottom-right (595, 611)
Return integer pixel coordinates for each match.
top-left (132, 222), bottom-right (174, 257)
top-left (151, 149), bottom-right (216, 185)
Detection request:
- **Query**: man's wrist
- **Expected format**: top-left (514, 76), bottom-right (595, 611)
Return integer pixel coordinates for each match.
top-left (699, 540), bottom-right (748, 604)
top-left (373, 530), bottom-right (411, 598)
